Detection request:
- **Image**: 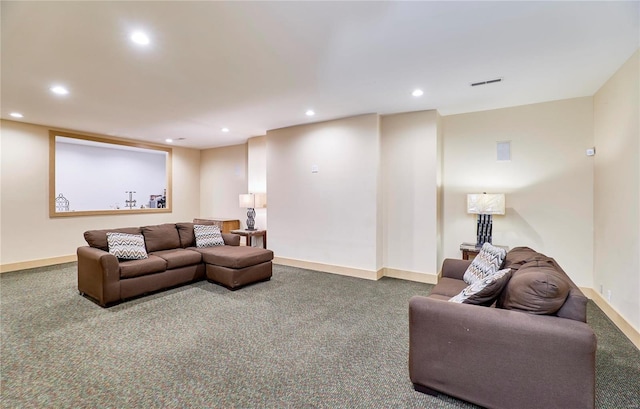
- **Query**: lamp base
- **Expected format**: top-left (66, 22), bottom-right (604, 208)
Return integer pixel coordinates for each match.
top-left (476, 214), bottom-right (493, 246)
top-left (246, 208), bottom-right (256, 231)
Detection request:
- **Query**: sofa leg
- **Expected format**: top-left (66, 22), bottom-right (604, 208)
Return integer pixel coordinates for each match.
top-left (413, 383), bottom-right (438, 396)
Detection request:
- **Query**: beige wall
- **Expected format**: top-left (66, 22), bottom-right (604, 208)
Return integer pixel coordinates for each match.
top-left (380, 110), bottom-right (439, 276)
top-left (199, 144), bottom-right (248, 227)
top-left (266, 114), bottom-right (380, 272)
top-left (2, 52), bottom-right (637, 336)
top-left (442, 97), bottom-right (595, 288)
top-left (594, 50), bottom-right (639, 330)
top-left (0, 120), bottom-right (201, 267)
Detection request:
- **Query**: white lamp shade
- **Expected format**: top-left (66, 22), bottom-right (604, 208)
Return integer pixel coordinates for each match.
top-left (467, 193), bottom-right (506, 215)
top-left (254, 193), bottom-right (267, 209)
top-left (239, 193), bottom-right (255, 208)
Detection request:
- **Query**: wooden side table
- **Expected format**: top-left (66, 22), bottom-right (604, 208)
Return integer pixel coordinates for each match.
top-left (193, 218), bottom-right (240, 234)
top-left (460, 242), bottom-right (508, 260)
top-left (230, 229), bottom-right (267, 249)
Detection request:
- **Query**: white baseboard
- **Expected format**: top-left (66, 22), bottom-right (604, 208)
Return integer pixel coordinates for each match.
top-left (0, 254), bottom-right (77, 273)
top-left (2, 255), bottom-right (638, 351)
top-left (381, 267), bottom-right (438, 284)
top-left (273, 257), bottom-right (381, 280)
top-left (580, 287), bottom-right (640, 350)
top-left (273, 257), bottom-right (439, 284)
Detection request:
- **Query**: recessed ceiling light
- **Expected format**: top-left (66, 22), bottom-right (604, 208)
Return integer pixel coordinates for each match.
top-left (305, 110), bottom-right (315, 116)
top-left (221, 127), bottom-right (230, 133)
top-left (50, 85), bottom-right (69, 95)
top-left (412, 89), bottom-right (424, 97)
top-left (131, 31), bottom-right (150, 45)
top-left (165, 139), bottom-right (173, 143)
top-left (10, 112), bottom-right (24, 118)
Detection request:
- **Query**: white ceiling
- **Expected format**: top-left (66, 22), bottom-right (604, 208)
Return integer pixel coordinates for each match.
top-left (2, 1), bottom-right (638, 149)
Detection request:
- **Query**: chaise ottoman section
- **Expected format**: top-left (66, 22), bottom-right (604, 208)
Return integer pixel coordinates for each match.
top-left (206, 261), bottom-right (273, 290)
top-left (196, 246), bottom-right (274, 289)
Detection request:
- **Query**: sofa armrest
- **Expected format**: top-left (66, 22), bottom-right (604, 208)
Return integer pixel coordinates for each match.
top-left (222, 233), bottom-right (240, 246)
top-left (440, 258), bottom-right (471, 280)
top-left (77, 246), bottom-right (121, 307)
top-left (409, 296), bottom-right (596, 409)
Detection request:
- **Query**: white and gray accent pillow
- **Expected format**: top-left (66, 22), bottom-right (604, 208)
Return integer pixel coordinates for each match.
top-left (463, 243), bottom-right (507, 285)
top-left (194, 224), bottom-right (225, 248)
top-left (106, 232), bottom-right (148, 260)
top-left (450, 268), bottom-right (512, 305)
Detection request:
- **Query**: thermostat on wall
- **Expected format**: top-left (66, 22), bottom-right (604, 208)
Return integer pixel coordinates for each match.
top-left (586, 147), bottom-right (596, 156)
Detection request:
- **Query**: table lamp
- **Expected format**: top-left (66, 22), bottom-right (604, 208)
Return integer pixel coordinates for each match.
top-left (467, 193), bottom-right (505, 246)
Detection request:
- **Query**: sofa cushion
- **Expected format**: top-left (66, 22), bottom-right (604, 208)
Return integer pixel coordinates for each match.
top-left (150, 249), bottom-right (202, 269)
top-left (197, 246), bottom-right (274, 269)
top-left (222, 233), bottom-right (241, 246)
top-left (141, 224), bottom-right (181, 253)
top-left (176, 222), bottom-right (196, 248)
top-left (106, 232), bottom-right (148, 260)
top-left (556, 287), bottom-right (588, 322)
top-left (463, 243), bottom-right (507, 285)
top-left (194, 224), bottom-right (225, 247)
top-left (498, 260), bottom-right (570, 315)
top-left (449, 268), bottom-right (512, 306)
top-left (85, 227), bottom-right (142, 251)
top-left (119, 255), bottom-right (167, 278)
top-left (503, 247), bottom-right (552, 272)
top-left (429, 277), bottom-right (469, 298)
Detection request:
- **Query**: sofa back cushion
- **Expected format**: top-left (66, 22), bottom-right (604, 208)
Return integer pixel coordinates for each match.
top-left (550, 261), bottom-right (588, 322)
top-left (498, 262), bottom-right (569, 315)
top-left (141, 224), bottom-right (181, 253)
top-left (177, 221), bottom-right (241, 247)
top-left (500, 248), bottom-right (587, 322)
top-left (502, 246), bottom-right (541, 271)
top-left (84, 227), bottom-right (142, 251)
top-left (176, 222), bottom-right (196, 248)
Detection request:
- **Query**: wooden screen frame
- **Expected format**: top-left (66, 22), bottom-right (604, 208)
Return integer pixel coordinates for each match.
top-left (49, 130), bottom-right (173, 217)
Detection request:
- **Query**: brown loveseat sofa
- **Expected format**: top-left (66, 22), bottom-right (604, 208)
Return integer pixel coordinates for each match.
top-left (409, 247), bottom-right (597, 409)
top-left (77, 222), bottom-right (273, 307)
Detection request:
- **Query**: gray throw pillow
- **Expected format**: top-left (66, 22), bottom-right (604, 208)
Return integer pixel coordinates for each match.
top-left (463, 243), bottom-right (507, 285)
top-left (194, 224), bottom-right (224, 248)
top-left (450, 268), bottom-right (512, 305)
top-left (106, 232), bottom-right (148, 260)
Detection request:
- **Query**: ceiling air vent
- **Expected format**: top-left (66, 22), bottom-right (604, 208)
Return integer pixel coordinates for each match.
top-left (470, 78), bottom-right (503, 87)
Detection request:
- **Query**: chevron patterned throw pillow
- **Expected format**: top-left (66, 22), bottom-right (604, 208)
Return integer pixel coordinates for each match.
top-left (194, 224), bottom-right (225, 248)
top-left (450, 268), bottom-right (512, 305)
top-left (463, 243), bottom-right (507, 285)
top-left (106, 232), bottom-right (148, 260)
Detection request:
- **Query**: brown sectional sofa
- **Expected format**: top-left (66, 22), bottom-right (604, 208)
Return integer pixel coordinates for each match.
top-left (409, 247), bottom-right (597, 409)
top-left (77, 222), bottom-right (273, 307)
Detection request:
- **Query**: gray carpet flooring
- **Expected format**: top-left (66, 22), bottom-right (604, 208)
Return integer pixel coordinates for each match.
top-left (1, 263), bottom-right (639, 408)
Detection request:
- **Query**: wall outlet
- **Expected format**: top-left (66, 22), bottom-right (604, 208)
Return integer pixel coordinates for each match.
top-left (607, 290), bottom-right (612, 302)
